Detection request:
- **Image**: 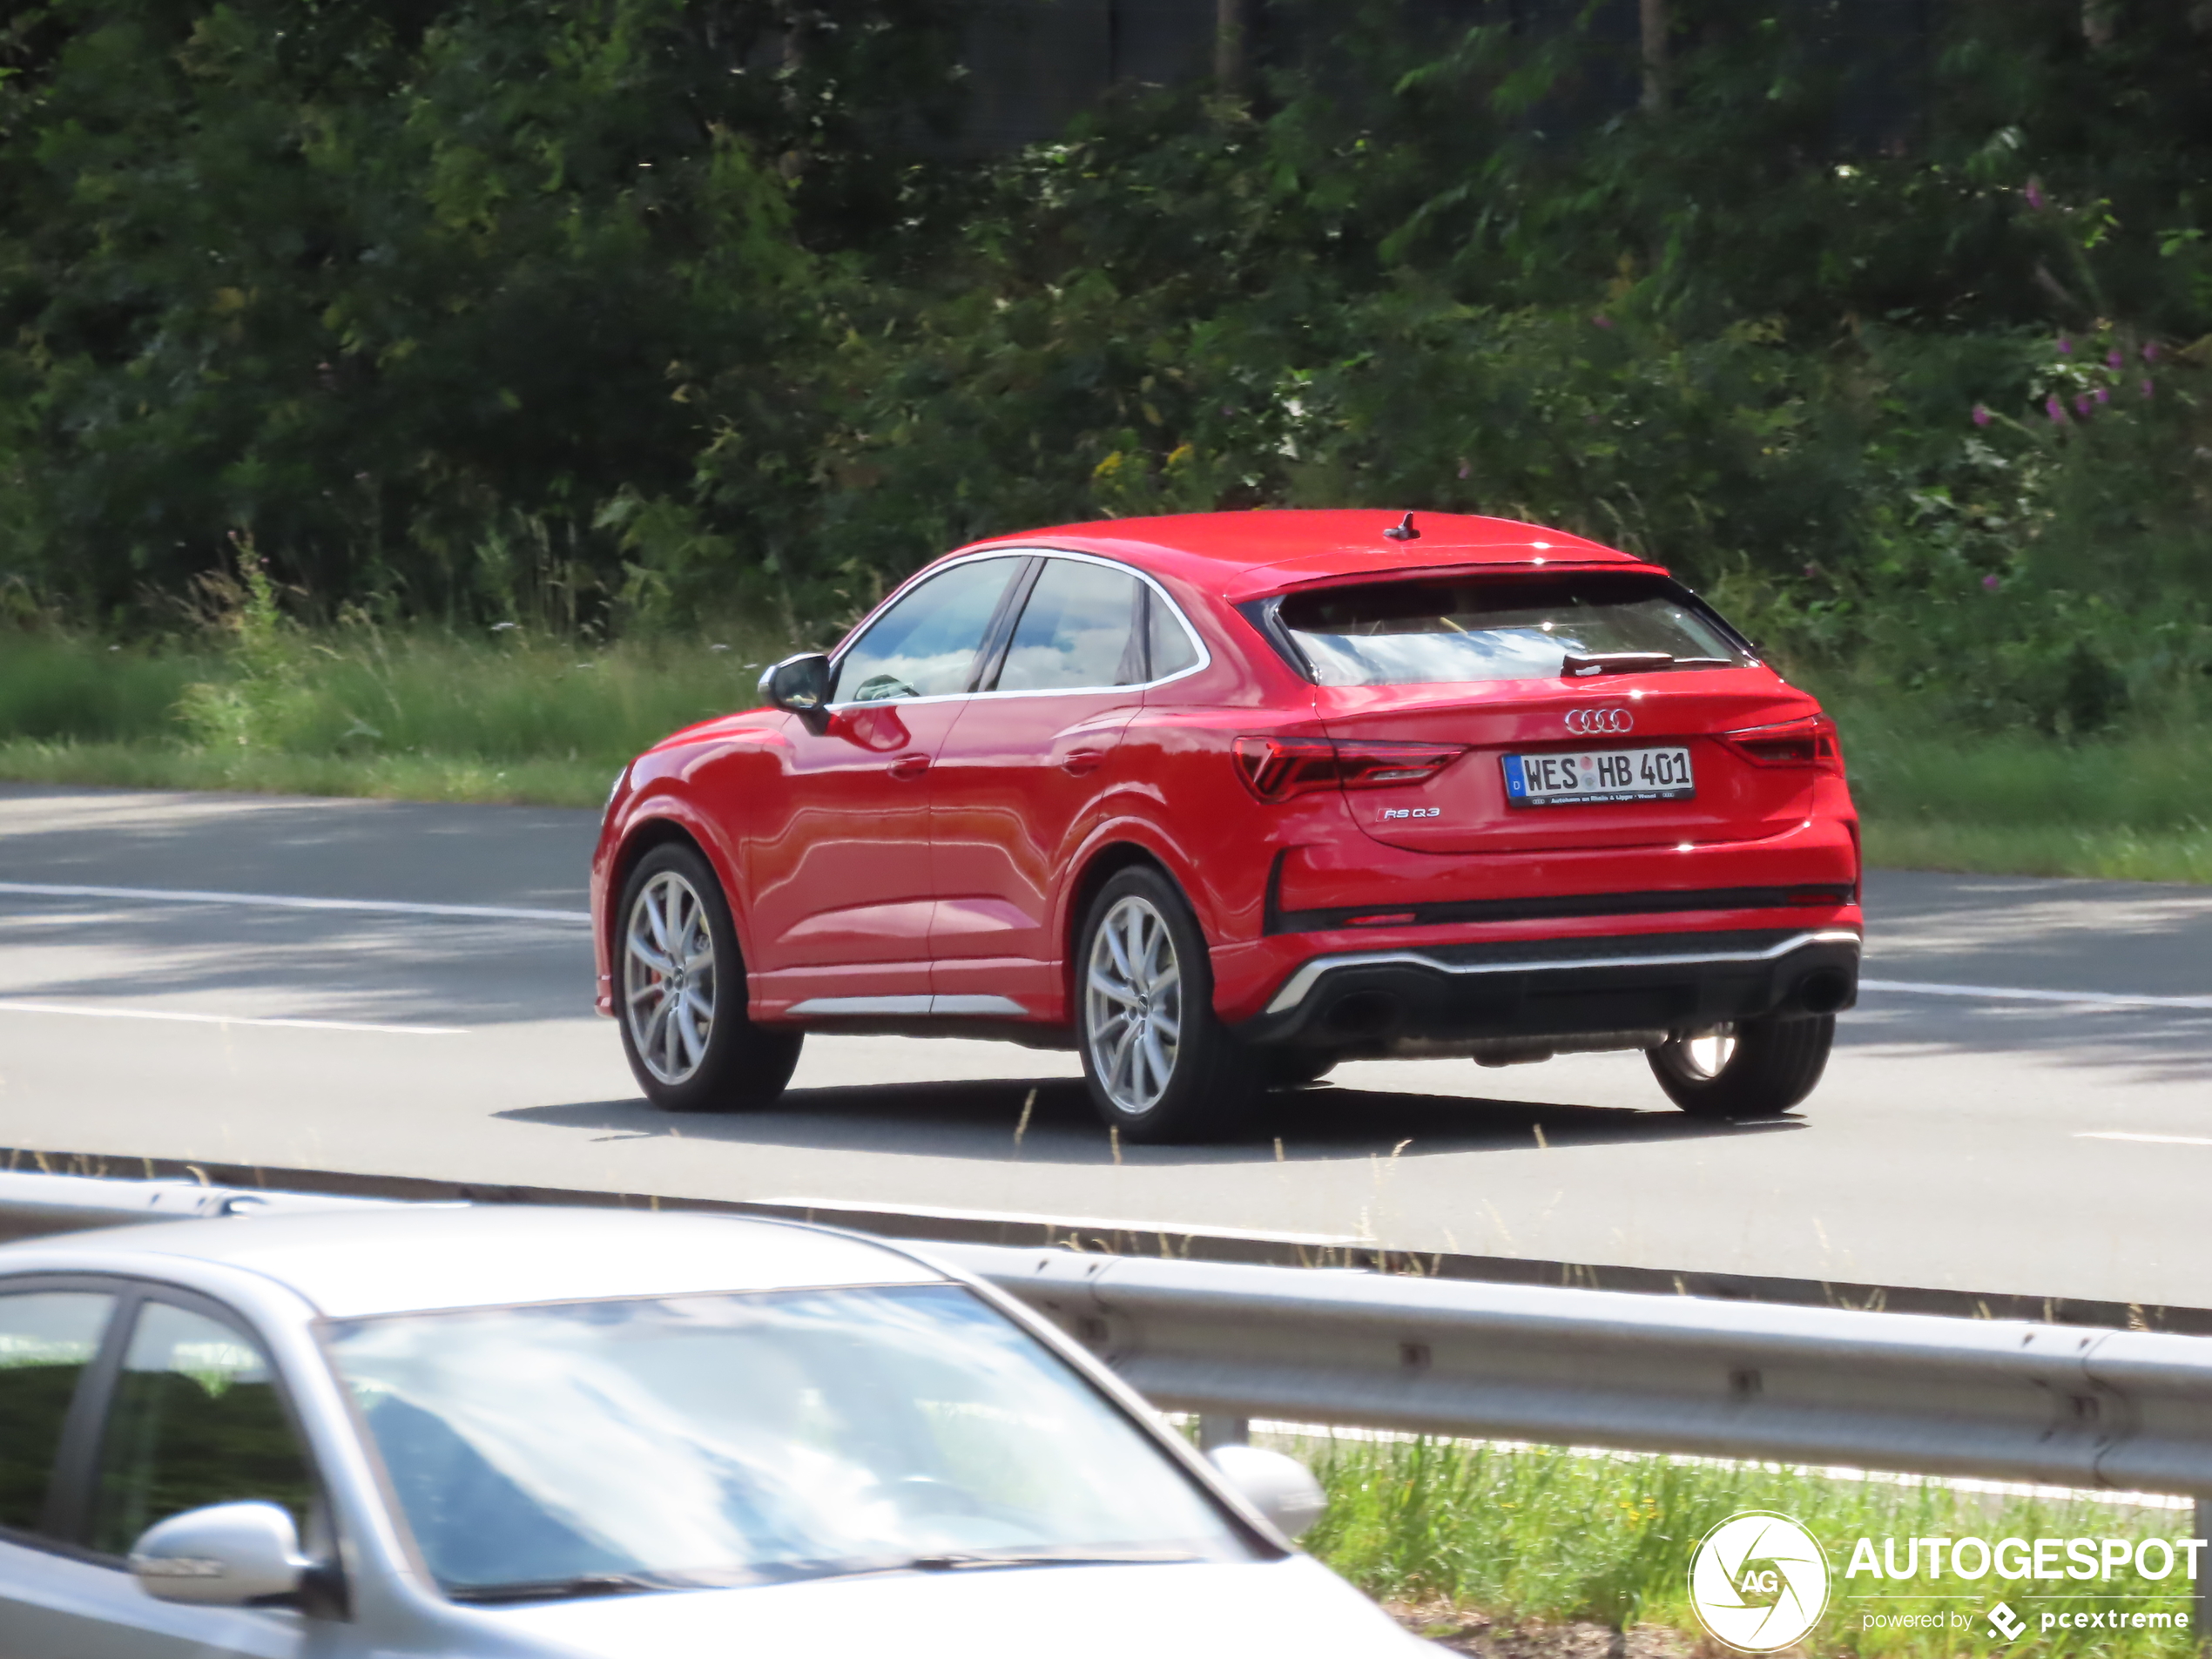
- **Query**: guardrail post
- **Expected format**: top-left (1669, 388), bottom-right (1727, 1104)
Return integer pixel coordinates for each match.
top-left (1197, 1415), bottom-right (1250, 1451)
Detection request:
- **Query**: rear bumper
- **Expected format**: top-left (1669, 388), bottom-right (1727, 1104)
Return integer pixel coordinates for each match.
top-left (1231, 927), bottom-right (1860, 1051)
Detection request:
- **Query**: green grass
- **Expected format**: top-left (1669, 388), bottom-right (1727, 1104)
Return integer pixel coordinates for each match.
top-left (1297, 1433), bottom-right (2199, 1656)
top-left (0, 626), bottom-right (795, 807)
top-left (1, 629), bottom-right (2207, 883)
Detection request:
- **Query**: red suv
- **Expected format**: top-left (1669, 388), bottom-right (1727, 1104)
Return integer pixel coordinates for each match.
top-left (591, 510), bottom-right (1860, 1141)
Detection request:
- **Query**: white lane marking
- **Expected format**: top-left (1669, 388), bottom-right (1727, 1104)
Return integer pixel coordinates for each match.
top-left (2075, 1131), bottom-right (2212, 1148)
top-left (0, 1000), bottom-right (467, 1035)
top-left (1861, 978), bottom-right (2212, 1010)
top-left (0, 880), bottom-right (589, 925)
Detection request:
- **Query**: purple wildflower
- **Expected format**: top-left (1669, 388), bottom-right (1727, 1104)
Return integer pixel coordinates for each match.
top-left (1972, 403), bottom-right (1992, 427)
top-left (2046, 395), bottom-right (2068, 424)
top-left (2108, 350), bottom-right (2125, 369)
top-left (2057, 335), bottom-right (2073, 355)
top-left (2144, 341), bottom-right (2161, 362)
top-left (1457, 461), bottom-right (1471, 480)
top-left (2074, 394), bottom-right (2094, 417)
top-left (1592, 314), bottom-right (1614, 330)
top-left (1982, 573), bottom-right (2001, 593)
top-left (2025, 180), bottom-right (2046, 211)
top-left (2142, 377), bottom-right (2155, 399)
top-left (1804, 563), bottom-right (1818, 579)
top-left (2094, 386), bottom-right (2110, 404)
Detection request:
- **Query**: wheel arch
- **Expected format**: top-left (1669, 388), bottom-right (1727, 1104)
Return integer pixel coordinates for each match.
top-left (1060, 836), bottom-right (1200, 1021)
top-left (608, 811), bottom-right (746, 968)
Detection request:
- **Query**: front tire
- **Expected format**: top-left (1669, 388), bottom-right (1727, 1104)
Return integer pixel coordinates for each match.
top-left (1076, 867), bottom-right (1260, 1143)
top-left (617, 843), bottom-right (802, 1112)
top-left (1647, 1015), bottom-right (1833, 1119)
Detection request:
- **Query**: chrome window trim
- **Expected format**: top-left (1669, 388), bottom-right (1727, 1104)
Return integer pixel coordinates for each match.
top-left (1262, 929), bottom-right (1863, 1016)
top-left (824, 548), bottom-right (1212, 713)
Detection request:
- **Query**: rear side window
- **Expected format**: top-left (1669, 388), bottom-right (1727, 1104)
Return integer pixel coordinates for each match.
top-left (997, 560), bottom-right (1146, 692)
top-left (0, 1290), bottom-right (115, 1535)
top-left (87, 1301), bottom-right (315, 1555)
top-left (1145, 590), bottom-right (1201, 679)
top-left (834, 556), bottom-right (1022, 704)
top-left (1275, 574), bottom-right (1752, 687)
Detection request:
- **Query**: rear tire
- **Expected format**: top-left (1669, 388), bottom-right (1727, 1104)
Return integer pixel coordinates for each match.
top-left (1076, 867), bottom-right (1261, 1143)
top-left (1647, 1015), bottom-right (1833, 1119)
top-left (617, 843), bottom-right (803, 1113)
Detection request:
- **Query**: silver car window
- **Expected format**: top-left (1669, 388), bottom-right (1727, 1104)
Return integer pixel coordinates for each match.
top-left (996, 559), bottom-right (1146, 692)
top-left (327, 1283), bottom-right (1250, 1600)
top-left (86, 1301), bottom-right (316, 1557)
top-left (833, 557), bottom-right (1022, 705)
top-left (0, 1290), bottom-right (116, 1537)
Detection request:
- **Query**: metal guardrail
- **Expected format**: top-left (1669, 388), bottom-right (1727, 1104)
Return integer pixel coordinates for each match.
top-left (0, 1169), bottom-right (401, 1241)
top-left (17, 1144), bottom-right (2212, 1337)
top-left (934, 1243), bottom-right (2212, 1499)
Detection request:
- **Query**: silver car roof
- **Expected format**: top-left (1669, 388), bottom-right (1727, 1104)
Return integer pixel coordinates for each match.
top-left (0, 1205), bottom-right (948, 1318)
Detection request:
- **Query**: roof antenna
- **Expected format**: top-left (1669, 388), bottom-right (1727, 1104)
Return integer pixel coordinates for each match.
top-left (1384, 512), bottom-right (1420, 542)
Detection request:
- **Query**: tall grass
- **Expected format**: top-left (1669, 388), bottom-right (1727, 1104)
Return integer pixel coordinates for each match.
top-left (0, 624), bottom-right (795, 806)
top-left (1298, 1433), bottom-right (2197, 1657)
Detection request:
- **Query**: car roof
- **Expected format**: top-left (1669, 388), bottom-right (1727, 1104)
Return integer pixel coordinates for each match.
top-left (0, 1206), bottom-right (948, 1319)
top-left (954, 509), bottom-right (1648, 601)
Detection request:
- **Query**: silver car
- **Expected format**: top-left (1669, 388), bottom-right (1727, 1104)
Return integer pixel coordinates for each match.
top-left (0, 1204), bottom-right (1421, 1657)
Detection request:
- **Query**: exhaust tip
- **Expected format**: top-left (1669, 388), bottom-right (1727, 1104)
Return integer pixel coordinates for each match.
top-left (1797, 968), bottom-right (1852, 1015)
top-left (1324, 991), bottom-right (1402, 1039)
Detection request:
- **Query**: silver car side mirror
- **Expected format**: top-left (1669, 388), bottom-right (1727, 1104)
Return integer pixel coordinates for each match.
top-left (1206, 1444), bottom-right (1326, 1540)
top-left (129, 1501), bottom-right (310, 1607)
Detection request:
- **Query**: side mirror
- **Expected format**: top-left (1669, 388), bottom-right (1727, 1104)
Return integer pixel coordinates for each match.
top-left (759, 652), bottom-right (831, 716)
top-left (129, 1501), bottom-right (309, 1607)
top-left (1206, 1444), bottom-right (1326, 1541)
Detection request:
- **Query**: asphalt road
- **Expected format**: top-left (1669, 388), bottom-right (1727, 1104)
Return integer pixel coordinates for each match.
top-left (2, 783), bottom-right (2209, 1307)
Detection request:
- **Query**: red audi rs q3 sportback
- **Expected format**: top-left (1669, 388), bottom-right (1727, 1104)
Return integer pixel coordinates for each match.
top-left (590, 510), bottom-right (1861, 1142)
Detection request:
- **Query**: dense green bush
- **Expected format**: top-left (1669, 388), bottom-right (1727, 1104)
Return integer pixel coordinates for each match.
top-left (2, 0), bottom-right (2208, 738)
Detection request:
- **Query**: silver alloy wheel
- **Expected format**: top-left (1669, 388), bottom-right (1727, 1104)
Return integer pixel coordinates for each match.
top-left (1672, 1024), bottom-right (1738, 1079)
top-left (624, 870), bottom-right (717, 1085)
top-left (1084, 894), bottom-right (1184, 1116)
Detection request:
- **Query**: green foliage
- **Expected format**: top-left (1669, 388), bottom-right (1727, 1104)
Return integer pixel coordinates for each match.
top-left (0, 0), bottom-right (2208, 750)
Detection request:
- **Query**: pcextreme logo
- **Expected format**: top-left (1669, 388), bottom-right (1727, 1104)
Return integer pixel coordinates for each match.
top-left (1689, 1512), bottom-right (1831, 1653)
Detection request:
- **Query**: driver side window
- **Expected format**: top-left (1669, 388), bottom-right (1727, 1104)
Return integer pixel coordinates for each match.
top-left (833, 558), bottom-right (1022, 705)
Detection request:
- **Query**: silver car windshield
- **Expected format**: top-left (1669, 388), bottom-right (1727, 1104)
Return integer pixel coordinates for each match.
top-left (1278, 574), bottom-right (1752, 687)
top-left (325, 1284), bottom-right (1250, 1600)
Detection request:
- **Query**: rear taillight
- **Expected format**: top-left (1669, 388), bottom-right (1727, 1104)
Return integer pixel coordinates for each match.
top-left (1233, 736), bottom-right (1467, 801)
top-left (1720, 714), bottom-right (1844, 773)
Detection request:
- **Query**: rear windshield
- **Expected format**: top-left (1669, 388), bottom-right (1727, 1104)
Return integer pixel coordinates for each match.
top-left (1273, 574), bottom-right (1752, 688)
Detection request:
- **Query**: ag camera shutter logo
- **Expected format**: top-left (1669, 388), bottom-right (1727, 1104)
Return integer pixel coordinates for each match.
top-left (1689, 1512), bottom-right (1831, 1652)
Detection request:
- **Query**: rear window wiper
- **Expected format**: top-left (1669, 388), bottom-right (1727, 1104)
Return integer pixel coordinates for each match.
top-left (1561, 651), bottom-right (1735, 677)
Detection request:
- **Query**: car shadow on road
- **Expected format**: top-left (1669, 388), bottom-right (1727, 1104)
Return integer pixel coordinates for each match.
top-left (496, 1077), bottom-right (1800, 1167)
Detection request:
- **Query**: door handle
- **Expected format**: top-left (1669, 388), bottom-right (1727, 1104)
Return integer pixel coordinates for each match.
top-left (1060, 749), bottom-right (1105, 777)
top-left (887, 752), bottom-right (930, 780)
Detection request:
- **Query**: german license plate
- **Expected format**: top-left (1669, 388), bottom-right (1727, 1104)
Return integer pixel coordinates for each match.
top-left (1503, 746), bottom-right (1695, 806)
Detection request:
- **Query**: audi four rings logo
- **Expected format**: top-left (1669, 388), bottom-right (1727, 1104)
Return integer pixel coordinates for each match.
top-left (1565, 706), bottom-right (1635, 735)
